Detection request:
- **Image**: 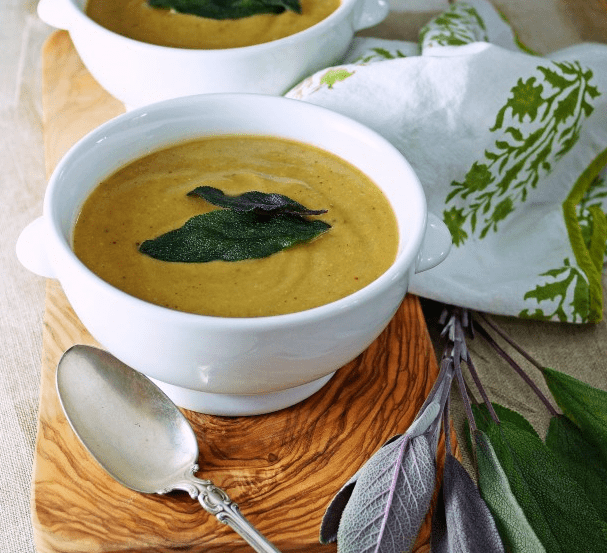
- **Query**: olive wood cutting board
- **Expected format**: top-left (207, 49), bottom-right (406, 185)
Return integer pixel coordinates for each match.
top-left (31, 30), bottom-right (458, 553)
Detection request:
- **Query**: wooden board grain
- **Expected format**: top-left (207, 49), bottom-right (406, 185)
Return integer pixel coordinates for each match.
top-left (31, 30), bottom-right (457, 553)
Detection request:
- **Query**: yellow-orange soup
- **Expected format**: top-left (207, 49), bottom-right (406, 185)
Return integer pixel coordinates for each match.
top-left (86, 0), bottom-right (340, 49)
top-left (72, 135), bottom-right (399, 317)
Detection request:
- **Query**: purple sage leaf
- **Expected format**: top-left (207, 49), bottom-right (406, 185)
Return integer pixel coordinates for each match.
top-left (320, 405), bottom-right (441, 546)
top-left (319, 359), bottom-right (455, 551)
top-left (431, 453), bottom-right (505, 553)
top-left (320, 469), bottom-right (360, 543)
top-left (336, 432), bottom-right (436, 552)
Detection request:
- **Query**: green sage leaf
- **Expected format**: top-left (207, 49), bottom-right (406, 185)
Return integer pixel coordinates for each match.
top-left (542, 366), bottom-right (607, 465)
top-left (480, 401), bottom-right (539, 438)
top-left (546, 414), bottom-right (607, 522)
top-left (474, 429), bottom-right (546, 553)
top-left (474, 404), bottom-right (607, 552)
top-left (147, 0), bottom-right (301, 20)
top-left (139, 209), bottom-right (330, 262)
top-left (188, 186), bottom-right (327, 216)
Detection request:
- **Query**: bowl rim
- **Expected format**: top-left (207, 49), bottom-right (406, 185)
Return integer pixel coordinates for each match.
top-left (63, 0), bottom-right (362, 54)
top-left (43, 93), bottom-right (427, 328)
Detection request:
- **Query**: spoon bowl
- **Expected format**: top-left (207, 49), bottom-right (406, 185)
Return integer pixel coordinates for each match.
top-left (56, 344), bottom-right (280, 552)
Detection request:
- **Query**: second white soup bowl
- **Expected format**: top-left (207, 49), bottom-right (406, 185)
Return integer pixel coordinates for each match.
top-left (37, 0), bottom-right (389, 108)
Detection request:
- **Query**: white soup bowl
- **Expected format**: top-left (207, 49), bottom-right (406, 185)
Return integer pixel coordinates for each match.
top-left (17, 94), bottom-right (451, 415)
top-left (37, 0), bottom-right (389, 109)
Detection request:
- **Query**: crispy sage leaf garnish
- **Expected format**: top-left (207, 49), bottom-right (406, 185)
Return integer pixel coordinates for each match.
top-left (139, 209), bottom-right (330, 262)
top-left (541, 366), bottom-right (607, 465)
top-left (147, 0), bottom-right (301, 20)
top-left (431, 453), bottom-right (505, 553)
top-left (473, 403), bottom-right (607, 552)
top-left (188, 186), bottom-right (327, 216)
top-left (546, 414), bottom-right (607, 522)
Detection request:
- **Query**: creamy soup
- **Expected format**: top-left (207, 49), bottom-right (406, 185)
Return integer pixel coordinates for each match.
top-left (72, 135), bottom-right (398, 317)
top-left (85, 0), bottom-right (340, 49)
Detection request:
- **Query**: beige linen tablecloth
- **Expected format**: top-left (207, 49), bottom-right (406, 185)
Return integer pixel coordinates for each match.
top-left (2, 1), bottom-right (606, 552)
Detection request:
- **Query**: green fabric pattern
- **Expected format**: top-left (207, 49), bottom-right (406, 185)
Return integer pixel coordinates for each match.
top-left (444, 61), bottom-right (600, 247)
top-left (561, 148), bottom-right (607, 321)
top-left (319, 68), bottom-right (355, 89)
top-left (520, 151), bottom-right (607, 323)
top-left (578, 174), bottom-right (607, 257)
top-left (353, 47), bottom-right (409, 64)
top-left (419, 2), bottom-right (487, 49)
top-left (520, 258), bottom-right (591, 322)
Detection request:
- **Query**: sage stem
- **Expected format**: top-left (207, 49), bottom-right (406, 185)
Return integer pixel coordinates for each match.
top-left (477, 314), bottom-right (544, 372)
top-left (474, 321), bottom-right (559, 417)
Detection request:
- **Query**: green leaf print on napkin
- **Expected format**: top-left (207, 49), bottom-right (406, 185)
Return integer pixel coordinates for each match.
top-left (419, 2), bottom-right (488, 49)
top-left (319, 69), bottom-right (355, 89)
top-left (519, 258), bottom-right (590, 322)
top-left (444, 61), bottom-right (600, 247)
top-left (523, 174), bottom-right (607, 323)
top-left (354, 47), bottom-right (408, 64)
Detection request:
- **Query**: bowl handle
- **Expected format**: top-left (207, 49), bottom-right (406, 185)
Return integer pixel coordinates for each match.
top-left (353, 0), bottom-right (389, 31)
top-left (16, 217), bottom-right (57, 279)
top-left (415, 212), bottom-right (452, 274)
top-left (37, 0), bottom-right (74, 30)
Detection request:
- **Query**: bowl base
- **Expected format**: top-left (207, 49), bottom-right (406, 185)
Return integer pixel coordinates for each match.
top-left (149, 373), bottom-right (335, 416)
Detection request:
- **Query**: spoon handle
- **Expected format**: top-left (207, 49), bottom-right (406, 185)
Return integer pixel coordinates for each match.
top-left (191, 477), bottom-right (282, 553)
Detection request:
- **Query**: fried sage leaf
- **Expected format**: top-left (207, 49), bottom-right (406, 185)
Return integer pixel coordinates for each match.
top-left (188, 186), bottom-right (327, 216)
top-left (147, 0), bottom-right (301, 20)
top-left (139, 209), bottom-right (329, 262)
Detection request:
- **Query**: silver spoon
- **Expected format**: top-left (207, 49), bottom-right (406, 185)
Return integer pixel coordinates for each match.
top-left (56, 344), bottom-right (281, 553)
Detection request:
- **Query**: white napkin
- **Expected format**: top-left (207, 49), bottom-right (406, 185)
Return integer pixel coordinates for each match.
top-left (286, 0), bottom-right (607, 323)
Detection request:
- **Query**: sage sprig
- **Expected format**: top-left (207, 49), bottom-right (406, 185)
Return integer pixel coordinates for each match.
top-left (473, 429), bottom-right (546, 553)
top-left (545, 415), bottom-right (607, 521)
top-left (320, 305), bottom-right (607, 552)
